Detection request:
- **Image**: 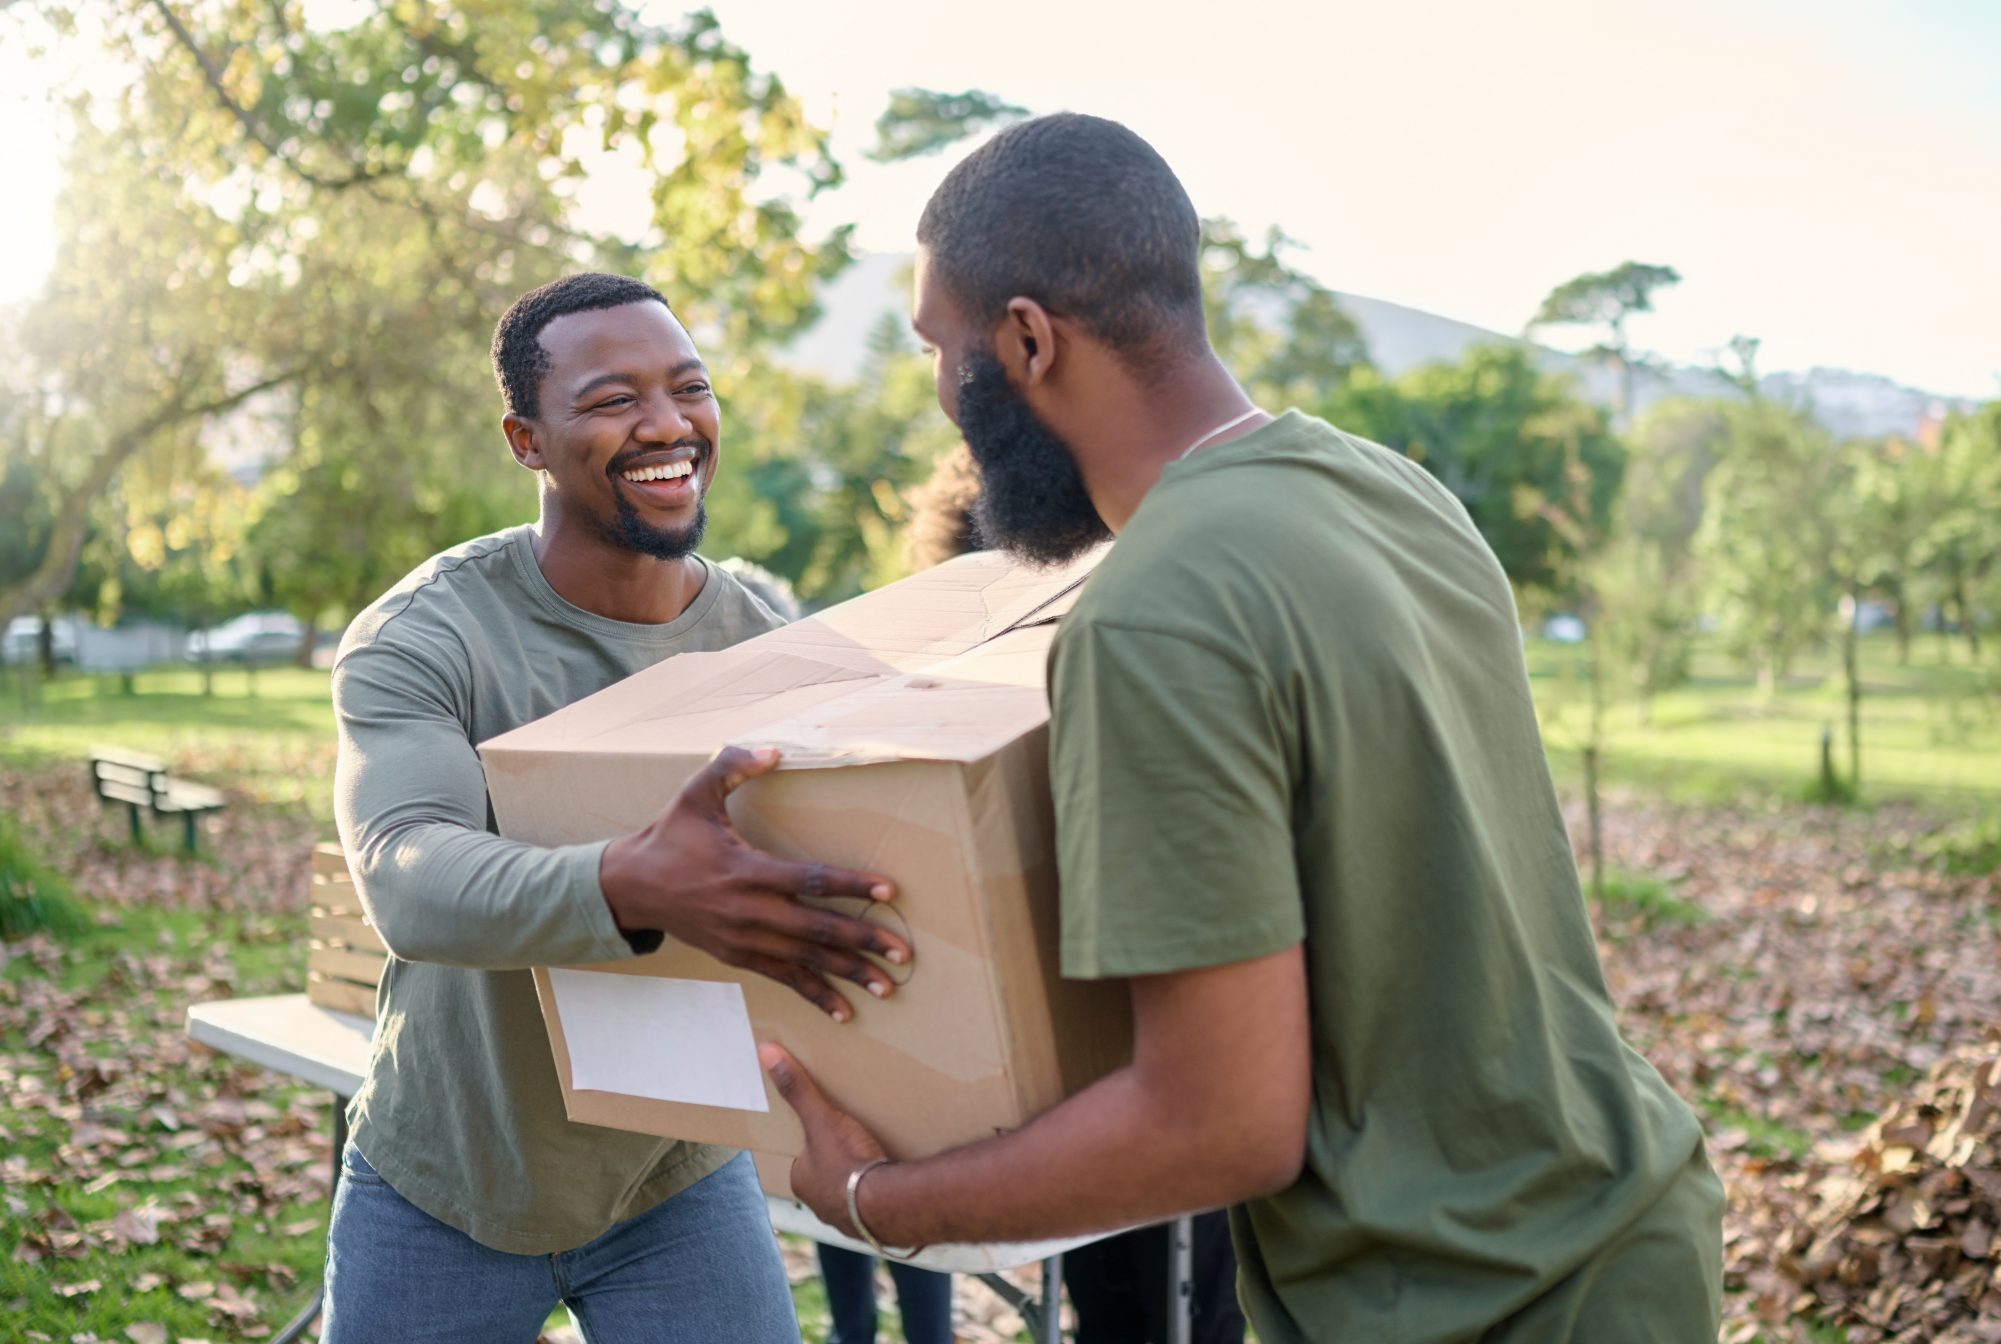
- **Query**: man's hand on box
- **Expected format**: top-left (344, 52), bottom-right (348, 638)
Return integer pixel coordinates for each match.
top-left (599, 746), bottom-right (909, 1021)
top-left (759, 1043), bottom-right (903, 1244)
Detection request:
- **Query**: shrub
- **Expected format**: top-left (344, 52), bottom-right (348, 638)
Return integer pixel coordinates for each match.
top-left (0, 814), bottom-right (85, 941)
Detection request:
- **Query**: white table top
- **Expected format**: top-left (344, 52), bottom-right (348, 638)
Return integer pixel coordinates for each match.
top-left (186, 993), bottom-right (1096, 1273)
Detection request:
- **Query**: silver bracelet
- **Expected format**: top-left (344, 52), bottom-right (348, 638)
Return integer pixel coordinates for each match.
top-left (845, 1156), bottom-right (917, 1259)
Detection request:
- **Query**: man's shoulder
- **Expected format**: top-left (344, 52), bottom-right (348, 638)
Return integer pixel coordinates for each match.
top-left (338, 528), bottom-right (526, 667)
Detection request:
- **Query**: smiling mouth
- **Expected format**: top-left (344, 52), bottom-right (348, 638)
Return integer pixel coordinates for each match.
top-left (609, 444), bottom-right (705, 502)
top-left (619, 460), bottom-right (694, 483)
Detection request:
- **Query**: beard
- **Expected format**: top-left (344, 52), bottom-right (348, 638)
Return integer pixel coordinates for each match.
top-left (955, 354), bottom-right (1111, 566)
top-left (601, 445), bottom-right (709, 561)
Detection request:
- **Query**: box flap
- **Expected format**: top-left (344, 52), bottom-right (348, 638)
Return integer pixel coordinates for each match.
top-left (480, 546), bottom-right (1105, 769)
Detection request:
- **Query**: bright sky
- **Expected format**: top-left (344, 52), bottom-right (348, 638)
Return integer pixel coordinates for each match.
top-left (4, 0), bottom-right (1997, 397)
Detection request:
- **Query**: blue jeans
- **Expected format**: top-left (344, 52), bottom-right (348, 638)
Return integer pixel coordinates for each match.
top-left (322, 1145), bottom-right (798, 1344)
top-left (815, 1242), bottom-right (953, 1344)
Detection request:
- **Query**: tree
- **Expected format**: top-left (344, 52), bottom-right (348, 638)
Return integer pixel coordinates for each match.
top-left (1697, 400), bottom-right (1848, 694)
top-left (1597, 398), bottom-right (1730, 716)
top-left (1912, 404), bottom-right (2001, 663)
top-left (1323, 344), bottom-right (1624, 599)
top-left (1201, 221), bottom-right (1369, 407)
top-left (868, 88), bottom-right (1028, 162)
top-left (719, 314), bottom-right (960, 604)
top-left (0, 111), bottom-right (298, 637)
top-left (1849, 437), bottom-right (1935, 666)
top-left (2, 0), bottom-right (852, 636)
top-left (1528, 262), bottom-right (1681, 427)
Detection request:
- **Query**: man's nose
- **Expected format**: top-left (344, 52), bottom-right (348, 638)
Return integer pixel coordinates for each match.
top-left (633, 389), bottom-right (693, 443)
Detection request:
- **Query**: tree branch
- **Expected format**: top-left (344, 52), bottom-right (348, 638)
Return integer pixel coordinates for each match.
top-left (144, 0), bottom-right (385, 192)
top-left (0, 364), bottom-right (307, 630)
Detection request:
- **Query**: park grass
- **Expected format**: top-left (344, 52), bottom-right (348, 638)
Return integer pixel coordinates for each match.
top-left (1527, 632), bottom-right (2000, 811)
top-left (6, 629), bottom-right (1994, 828)
top-left (2, 665), bottom-right (339, 823)
top-left (1594, 869), bottom-right (1708, 930)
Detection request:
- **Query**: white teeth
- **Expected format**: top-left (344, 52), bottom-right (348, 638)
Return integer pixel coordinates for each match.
top-left (621, 461), bottom-right (694, 483)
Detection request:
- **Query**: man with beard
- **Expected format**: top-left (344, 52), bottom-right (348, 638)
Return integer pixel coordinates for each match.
top-left (760, 116), bottom-right (1724, 1342)
top-left (325, 272), bottom-right (910, 1342)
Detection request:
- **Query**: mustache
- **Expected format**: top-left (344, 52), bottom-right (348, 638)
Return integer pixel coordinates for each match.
top-left (607, 438), bottom-right (709, 476)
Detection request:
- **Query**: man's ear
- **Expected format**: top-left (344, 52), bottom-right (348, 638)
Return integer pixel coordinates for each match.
top-left (997, 297), bottom-right (1060, 388)
top-left (503, 413), bottom-right (546, 471)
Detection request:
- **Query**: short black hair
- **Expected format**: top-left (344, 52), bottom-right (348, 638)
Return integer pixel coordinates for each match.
top-left (917, 113), bottom-right (1205, 374)
top-left (491, 272), bottom-right (669, 419)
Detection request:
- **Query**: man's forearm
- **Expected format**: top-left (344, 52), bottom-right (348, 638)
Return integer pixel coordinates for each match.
top-left (855, 1063), bottom-right (1281, 1249)
top-left (344, 818), bottom-right (630, 971)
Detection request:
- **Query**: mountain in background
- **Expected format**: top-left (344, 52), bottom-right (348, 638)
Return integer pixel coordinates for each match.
top-left (783, 253), bottom-right (1977, 440)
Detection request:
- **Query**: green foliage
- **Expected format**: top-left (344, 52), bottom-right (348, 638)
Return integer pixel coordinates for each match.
top-left (1913, 404), bottom-right (2001, 656)
top-left (3, 0), bottom-right (853, 635)
top-left (1528, 261), bottom-right (1681, 423)
top-left (1323, 344), bottom-right (1623, 597)
top-left (1696, 400), bottom-right (1850, 689)
top-left (1202, 220), bottom-right (1369, 407)
top-left (716, 322), bottom-right (960, 605)
top-left (1530, 262), bottom-right (1683, 334)
top-left (867, 87), bottom-right (1028, 162)
top-left (0, 813), bottom-right (85, 941)
top-left (1594, 398), bottom-right (1731, 703)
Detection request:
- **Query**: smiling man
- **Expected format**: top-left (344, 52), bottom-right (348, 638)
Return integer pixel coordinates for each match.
top-left (761, 117), bottom-right (1724, 1342)
top-left (325, 272), bottom-right (910, 1342)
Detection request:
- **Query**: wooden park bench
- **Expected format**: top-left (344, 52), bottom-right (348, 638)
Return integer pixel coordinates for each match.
top-left (305, 844), bottom-right (386, 1017)
top-left (89, 746), bottom-right (228, 855)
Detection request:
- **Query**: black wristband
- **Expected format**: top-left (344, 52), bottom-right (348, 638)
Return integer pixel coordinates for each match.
top-left (621, 927), bottom-right (664, 955)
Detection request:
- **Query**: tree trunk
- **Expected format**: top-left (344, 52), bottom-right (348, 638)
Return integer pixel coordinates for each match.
top-left (36, 606), bottom-right (56, 680)
top-left (1584, 628), bottom-right (1607, 903)
top-left (1960, 577), bottom-right (1982, 662)
top-left (1894, 596), bottom-right (1912, 666)
top-left (294, 616), bottom-right (318, 670)
top-left (1845, 582), bottom-right (1862, 794)
top-left (0, 367), bottom-right (302, 634)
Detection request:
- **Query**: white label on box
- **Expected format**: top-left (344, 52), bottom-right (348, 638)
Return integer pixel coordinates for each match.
top-left (548, 968), bottom-right (770, 1113)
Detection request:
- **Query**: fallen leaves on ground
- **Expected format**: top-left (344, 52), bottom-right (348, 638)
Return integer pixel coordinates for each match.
top-left (5, 753), bottom-right (2000, 1340)
top-left (1584, 795), bottom-right (2001, 1340)
top-left (1, 759), bottom-right (330, 1340)
top-left (1781, 1039), bottom-right (2001, 1341)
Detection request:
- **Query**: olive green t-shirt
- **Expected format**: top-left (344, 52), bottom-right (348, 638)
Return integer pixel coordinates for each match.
top-left (332, 525), bottom-right (782, 1254)
top-left (1050, 413), bottom-right (1712, 1342)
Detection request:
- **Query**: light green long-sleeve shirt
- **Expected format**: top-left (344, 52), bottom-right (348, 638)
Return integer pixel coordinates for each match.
top-left (332, 525), bottom-right (782, 1253)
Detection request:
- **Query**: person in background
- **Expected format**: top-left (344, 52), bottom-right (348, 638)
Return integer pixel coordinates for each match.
top-left (813, 1245), bottom-right (954, 1344)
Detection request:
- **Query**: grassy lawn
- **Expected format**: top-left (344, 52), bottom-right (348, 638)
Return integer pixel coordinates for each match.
top-left (6, 628), bottom-right (1994, 822)
top-left (1527, 632), bottom-right (2000, 808)
top-left (2, 665), bottom-right (339, 824)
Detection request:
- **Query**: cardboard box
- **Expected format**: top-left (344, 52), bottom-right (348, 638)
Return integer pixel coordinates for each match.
top-left (478, 548), bottom-right (1131, 1194)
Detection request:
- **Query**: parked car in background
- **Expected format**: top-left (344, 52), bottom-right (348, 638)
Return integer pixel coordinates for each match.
top-left (186, 612), bottom-right (306, 665)
top-left (1539, 614), bottom-right (1588, 644)
top-left (2, 615), bottom-right (80, 666)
